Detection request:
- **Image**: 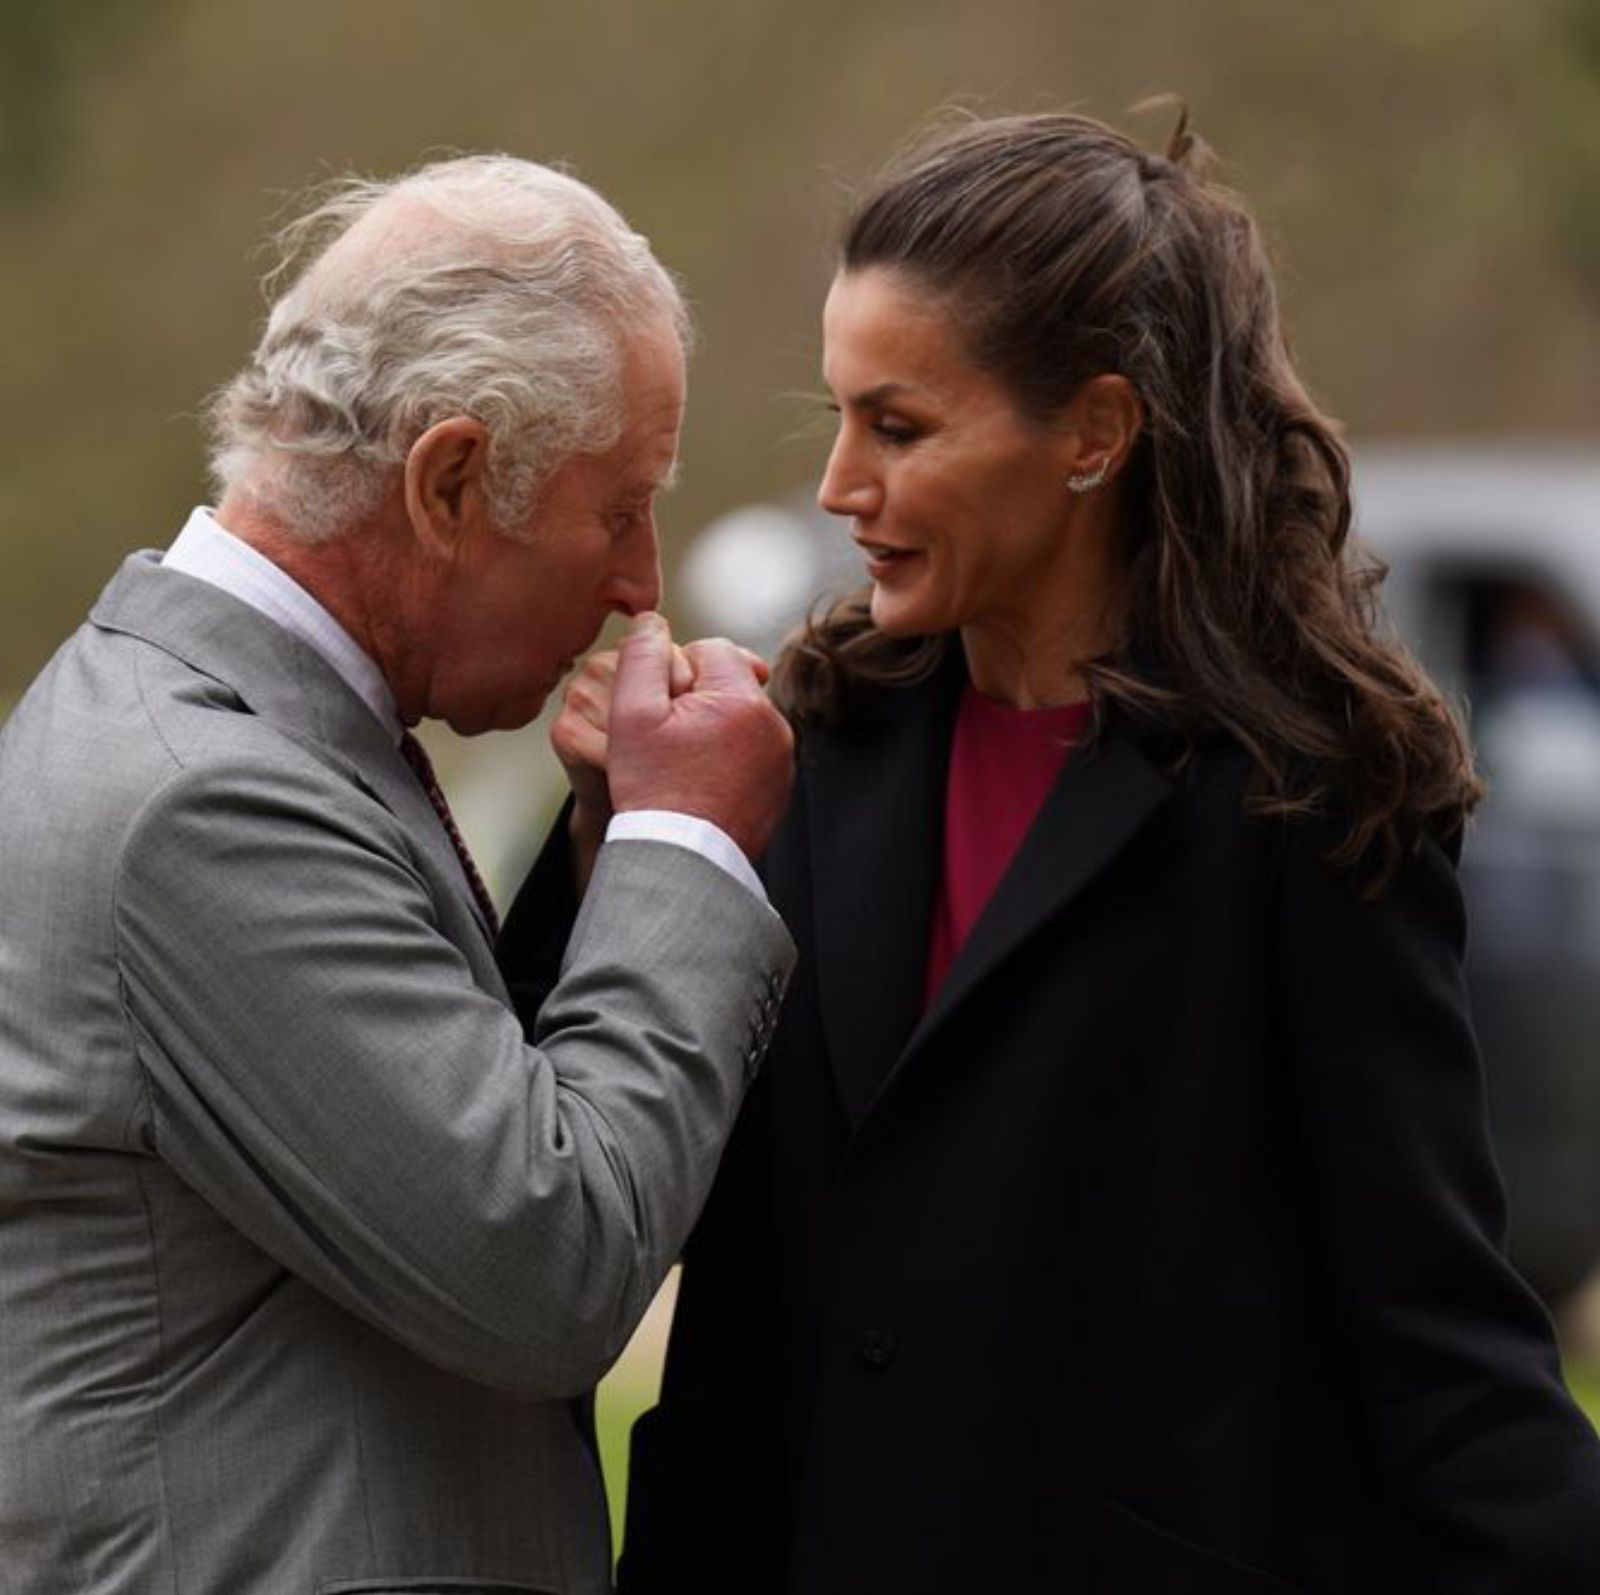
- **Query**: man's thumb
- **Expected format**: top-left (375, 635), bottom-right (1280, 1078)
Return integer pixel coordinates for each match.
top-left (611, 611), bottom-right (673, 724)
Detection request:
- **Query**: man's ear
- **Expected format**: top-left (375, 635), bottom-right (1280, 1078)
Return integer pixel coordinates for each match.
top-left (404, 418), bottom-right (491, 558)
top-left (1063, 374), bottom-right (1144, 486)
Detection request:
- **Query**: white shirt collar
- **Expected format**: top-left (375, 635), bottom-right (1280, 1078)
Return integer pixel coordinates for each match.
top-left (160, 510), bottom-right (770, 908)
top-left (162, 507), bottom-right (401, 740)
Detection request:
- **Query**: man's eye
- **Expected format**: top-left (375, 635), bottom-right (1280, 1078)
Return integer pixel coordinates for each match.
top-left (873, 418), bottom-right (919, 445)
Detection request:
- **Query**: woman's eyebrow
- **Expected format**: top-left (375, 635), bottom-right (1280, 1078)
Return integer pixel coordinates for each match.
top-left (838, 380), bottom-right (926, 408)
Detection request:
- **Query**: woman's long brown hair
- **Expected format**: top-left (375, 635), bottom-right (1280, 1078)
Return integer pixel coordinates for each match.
top-left (776, 109), bottom-right (1481, 880)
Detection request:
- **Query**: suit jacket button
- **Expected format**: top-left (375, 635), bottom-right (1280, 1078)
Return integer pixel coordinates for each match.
top-left (859, 1328), bottom-right (896, 1368)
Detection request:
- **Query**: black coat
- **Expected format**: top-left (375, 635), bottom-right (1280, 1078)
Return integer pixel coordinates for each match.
top-left (552, 656), bottom-right (1600, 1595)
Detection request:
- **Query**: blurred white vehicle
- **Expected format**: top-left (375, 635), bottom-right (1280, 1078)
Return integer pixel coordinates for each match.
top-left (1361, 446), bottom-right (1600, 1303)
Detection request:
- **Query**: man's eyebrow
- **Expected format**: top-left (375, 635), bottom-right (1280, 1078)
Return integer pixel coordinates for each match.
top-left (621, 461), bottom-right (679, 499)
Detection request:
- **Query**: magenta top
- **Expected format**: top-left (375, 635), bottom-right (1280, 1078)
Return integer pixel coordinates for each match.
top-left (923, 685), bottom-right (1093, 1003)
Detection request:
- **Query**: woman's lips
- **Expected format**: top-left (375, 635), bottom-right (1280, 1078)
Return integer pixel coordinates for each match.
top-left (856, 540), bottom-right (920, 581)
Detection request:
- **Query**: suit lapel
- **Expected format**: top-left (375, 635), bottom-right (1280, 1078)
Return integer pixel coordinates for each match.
top-left (89, 553), bottom-right (497, 954)
top-left (804, 654), bottom-right (963, 1127)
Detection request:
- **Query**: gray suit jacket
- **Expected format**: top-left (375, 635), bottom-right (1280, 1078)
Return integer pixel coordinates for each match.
top-left (0, 552), bottom-right (794, 1594)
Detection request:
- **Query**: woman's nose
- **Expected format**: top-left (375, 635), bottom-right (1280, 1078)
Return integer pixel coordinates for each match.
top-left (817, 434), bottom-right (881, 519)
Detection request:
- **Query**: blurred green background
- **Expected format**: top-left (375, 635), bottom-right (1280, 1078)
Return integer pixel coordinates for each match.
top-left (5, 0), bottom-right (1600, 1549)
top-left (4, 0), bottom-right (1600, 704)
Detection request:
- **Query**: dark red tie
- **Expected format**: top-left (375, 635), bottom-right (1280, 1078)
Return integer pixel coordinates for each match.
top-left (399, 731), bottom-right (500, 937)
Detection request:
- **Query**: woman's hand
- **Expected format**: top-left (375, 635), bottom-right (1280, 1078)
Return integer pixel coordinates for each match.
top-left (552, 643), bottom-right (696, 893)
top-left (553, 650), bottom-right (621, 826)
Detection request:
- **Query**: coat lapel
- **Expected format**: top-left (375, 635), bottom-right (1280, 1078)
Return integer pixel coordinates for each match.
top-left (906, 727), bottom-right (1174, 1064)
top-left (805, 655), bottom-right (1178, 1127)
top-left (804, 654), bottom-right (963, 1127)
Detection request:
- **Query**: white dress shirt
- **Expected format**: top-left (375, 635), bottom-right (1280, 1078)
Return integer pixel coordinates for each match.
top-left (162, 508), bottom-right (766, 902)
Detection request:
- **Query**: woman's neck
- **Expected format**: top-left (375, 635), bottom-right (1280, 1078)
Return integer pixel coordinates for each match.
top-left (960, 614), bottom-right (1107, 709)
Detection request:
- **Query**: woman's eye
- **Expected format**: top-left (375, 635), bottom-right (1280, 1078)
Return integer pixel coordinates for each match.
top-left (874, 418), bottom-right (919, 445)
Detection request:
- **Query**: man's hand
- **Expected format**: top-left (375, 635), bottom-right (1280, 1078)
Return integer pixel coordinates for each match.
top-left (551, 640), bottom-right (694, 833)
top-left (607, 612), bottom-right (794, 862)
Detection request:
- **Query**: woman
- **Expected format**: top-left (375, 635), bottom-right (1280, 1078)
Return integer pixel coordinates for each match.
top-left (506, 111), bottom-right (1600, 1593)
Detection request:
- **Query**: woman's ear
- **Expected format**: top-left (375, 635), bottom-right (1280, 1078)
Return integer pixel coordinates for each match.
top-left (1063, 374), bottom-right (1143, 492)
top-left (403, 418), bottom-right (492, 559)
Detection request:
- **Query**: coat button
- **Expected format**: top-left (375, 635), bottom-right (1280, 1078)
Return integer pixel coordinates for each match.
top-left (858, 1328), bottom-right (896, 1368)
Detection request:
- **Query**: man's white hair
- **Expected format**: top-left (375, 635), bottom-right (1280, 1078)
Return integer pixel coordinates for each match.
top-left (207, 154), bottom-right (689, 543)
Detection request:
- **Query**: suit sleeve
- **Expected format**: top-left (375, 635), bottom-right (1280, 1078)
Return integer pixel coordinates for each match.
top-left (112, 753), bottom-right (794, 1398)
top-left (500, 810), bottom-right (792, 1589)
top-left (1277, 821), bottom-right (1600, 1589)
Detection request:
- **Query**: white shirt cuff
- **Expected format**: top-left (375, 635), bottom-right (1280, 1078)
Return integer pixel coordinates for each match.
top-left (604, 810), bottom-right (770, 905)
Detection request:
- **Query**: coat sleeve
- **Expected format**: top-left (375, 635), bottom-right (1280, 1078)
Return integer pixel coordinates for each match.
top-left (497, 792), bottom-right (582, 1037)
top-left (614, 1060), bottom-right (790, 1595)
top-left (113, 753), bottom-right (794, 1399)
top-left (1276, 820), bottom-right (1600, 1590)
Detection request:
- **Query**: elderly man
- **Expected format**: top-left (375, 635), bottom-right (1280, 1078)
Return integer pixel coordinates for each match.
top-left (0, 157), bottom-right (795, 1594)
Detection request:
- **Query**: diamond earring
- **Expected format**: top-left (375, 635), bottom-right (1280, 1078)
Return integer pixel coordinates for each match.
top-left (1067, 461), bottom-right (1109, 494)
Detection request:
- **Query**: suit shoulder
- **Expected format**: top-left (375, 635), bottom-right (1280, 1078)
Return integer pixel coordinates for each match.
top-left (115, 734), bottom-right (402, 878)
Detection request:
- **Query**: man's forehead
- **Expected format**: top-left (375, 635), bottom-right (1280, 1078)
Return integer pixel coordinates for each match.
top-left (616, 328), bottom-right (687, 460)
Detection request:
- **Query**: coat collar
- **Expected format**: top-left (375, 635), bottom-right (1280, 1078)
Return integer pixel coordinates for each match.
top-left (802, 647), bottom-right (1175, 1127)
top-left (88, 551), bottom-right (497, 949)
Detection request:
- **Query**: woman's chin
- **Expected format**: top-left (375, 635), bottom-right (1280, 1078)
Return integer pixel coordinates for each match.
top-left (869, 587), bottom-right (940, 639)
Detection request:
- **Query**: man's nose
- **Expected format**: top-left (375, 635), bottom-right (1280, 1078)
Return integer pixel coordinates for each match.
top-left (607, 522), bottom-right (663, 617)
